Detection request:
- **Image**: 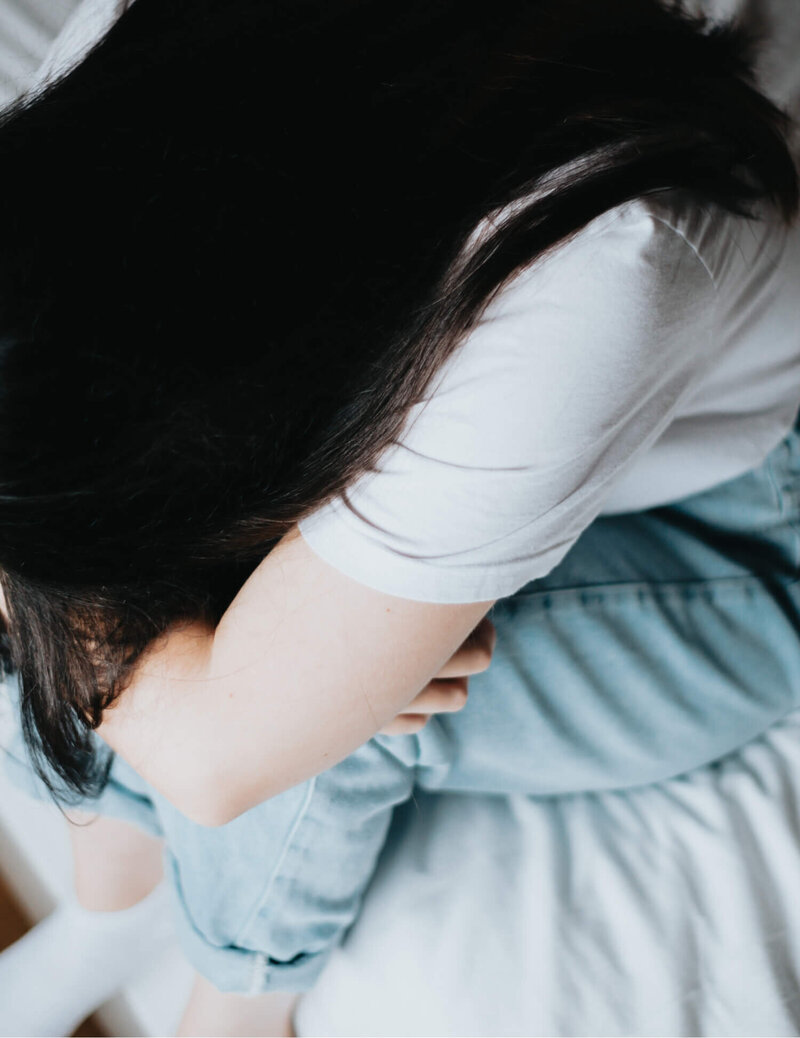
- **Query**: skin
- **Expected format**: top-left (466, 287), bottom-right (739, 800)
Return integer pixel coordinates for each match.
top-left (175, 974), bottom-right (300, 1037)
top-left (96, 524), bottom-right (497, 826)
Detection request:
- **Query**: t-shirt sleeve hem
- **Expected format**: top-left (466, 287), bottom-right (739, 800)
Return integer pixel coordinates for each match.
top-left (297, 512), bottom-right (565, 604)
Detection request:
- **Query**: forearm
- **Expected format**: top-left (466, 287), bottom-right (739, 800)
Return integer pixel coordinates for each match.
top-left (96, 525), bottom-right (494, 825)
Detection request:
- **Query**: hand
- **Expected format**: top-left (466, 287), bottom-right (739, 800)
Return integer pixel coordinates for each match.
top-left (377, 615), bottom-right (496, 735)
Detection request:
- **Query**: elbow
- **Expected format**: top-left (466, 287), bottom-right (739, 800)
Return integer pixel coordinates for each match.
top-left (174, 791), bottom-right (239, 828)
top-left (177, 779), bottom-right (286, 828)
top-left (157, 765), bottom-right (251, 829)
top-left (129, 726), bottom-right (289, 827)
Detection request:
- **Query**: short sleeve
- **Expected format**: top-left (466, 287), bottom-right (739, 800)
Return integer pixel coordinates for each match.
top-left (298, 200), bottom-right (717, 603)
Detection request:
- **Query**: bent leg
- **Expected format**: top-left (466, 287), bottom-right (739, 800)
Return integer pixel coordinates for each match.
top-left (0, 808), bottom-right (172, 1037)
top-left (69, 809), bottom-right (164, 910)
top-left (3, 666), bottom-right (417, 1002)
top-left (412, 425), bottom-right (800, 795)
top-left (149, 737), bottom-right (415, 996)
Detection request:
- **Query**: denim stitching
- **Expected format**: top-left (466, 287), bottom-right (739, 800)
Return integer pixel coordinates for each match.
top-left (504, 573), bottom-right (800, 610)
top-left (766, 436), bottom-right (800, 572)
top-left (231, 775), bottom-right (319, 948)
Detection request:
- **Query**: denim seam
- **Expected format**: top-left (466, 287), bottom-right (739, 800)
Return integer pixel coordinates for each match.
top-left (164, 845), bottom-right (237, 953)
top-left (231, 774), bottom-right (319, 949)
top-left (764, 440), bottom-right (800, 572)
top-left (508, 573), bottom-right (800, 610)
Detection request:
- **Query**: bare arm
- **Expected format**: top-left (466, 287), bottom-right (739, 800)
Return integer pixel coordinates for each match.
top-left (96, 525), bottom-right (495, 825)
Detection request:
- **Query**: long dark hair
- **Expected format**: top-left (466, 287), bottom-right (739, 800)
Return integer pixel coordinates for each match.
top-left (0, 0), bottom-right (796, 802)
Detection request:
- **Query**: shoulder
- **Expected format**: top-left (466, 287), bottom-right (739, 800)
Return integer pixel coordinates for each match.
top-left (467, 191), bottom-right (719, 358)
top-left (417, 193), bottom-right (717, 469)
top-left (298, 194), bottom-right (721, 604)
top-left (530, 192), bottom-right (719, 299)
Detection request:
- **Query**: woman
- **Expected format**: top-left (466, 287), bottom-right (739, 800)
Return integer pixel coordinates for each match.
top-left (0, 0), bottom-right (798, 1034)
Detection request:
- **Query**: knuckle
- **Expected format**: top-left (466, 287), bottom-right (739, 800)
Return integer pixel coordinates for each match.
top-left (381, 713), bottom-right (429, 736)
top-left (470, 644), bottom-right (494, 673)
top-left (450, 681), bottom-right (469, 708)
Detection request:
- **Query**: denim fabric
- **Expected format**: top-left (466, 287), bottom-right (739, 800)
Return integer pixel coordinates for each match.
top-left (4, 418), bottom-right (800, 994)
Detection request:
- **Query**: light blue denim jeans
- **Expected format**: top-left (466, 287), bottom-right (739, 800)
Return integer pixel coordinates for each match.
top-left (5, 416), bottom-right (800, 994)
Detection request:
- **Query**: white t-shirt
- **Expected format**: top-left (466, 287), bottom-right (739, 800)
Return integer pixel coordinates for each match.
top-left (36, 0), bottom-right (800, 605)
top-left (298, 193), bottom-right (800, 601)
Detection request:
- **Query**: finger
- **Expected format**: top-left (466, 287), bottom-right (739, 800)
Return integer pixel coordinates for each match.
top-left (377, 713), bottom-right (430, 736)
top-left (435, 616), bottom-right (496, 679)
top-left (403, 676), bottom-right (469, 714)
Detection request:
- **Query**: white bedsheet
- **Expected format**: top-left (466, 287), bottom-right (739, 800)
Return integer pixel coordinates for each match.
top-left (296, 708), bottom-right (800, 1036)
